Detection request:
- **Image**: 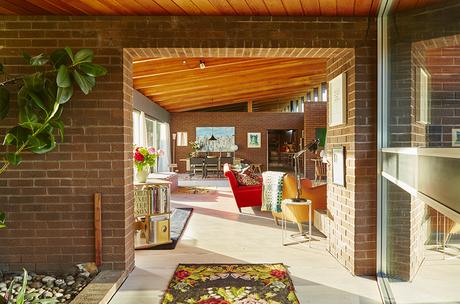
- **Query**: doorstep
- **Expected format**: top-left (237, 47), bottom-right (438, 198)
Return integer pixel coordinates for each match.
top-left (70, 270), bottom-right (128, 304)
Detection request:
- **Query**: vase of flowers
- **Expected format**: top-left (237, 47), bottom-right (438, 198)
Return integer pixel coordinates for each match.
top-left (133, 147), bottom-right (160, 183)
top-left (188, 141), bottom-right (202, 157)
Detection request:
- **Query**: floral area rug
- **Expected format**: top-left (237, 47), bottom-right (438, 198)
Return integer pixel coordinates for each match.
top-left (162, 264), bottom-right (299, 304)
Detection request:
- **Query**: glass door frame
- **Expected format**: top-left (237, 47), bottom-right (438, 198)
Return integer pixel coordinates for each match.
top-left (376, 0), bottom-right (396, 303)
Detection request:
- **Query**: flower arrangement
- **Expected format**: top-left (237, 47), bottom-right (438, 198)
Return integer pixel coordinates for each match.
top-left (189, 141), bottom-right (202, 157)
top-left (133, 146), bottom-right (163, 171)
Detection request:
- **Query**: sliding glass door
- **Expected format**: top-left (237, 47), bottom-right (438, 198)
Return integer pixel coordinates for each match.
top-left (377, 1), bottom-right (460, 303)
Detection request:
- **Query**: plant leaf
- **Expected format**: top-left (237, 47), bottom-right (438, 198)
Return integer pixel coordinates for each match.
top-left (72, 70), bottom-right (94, 94)
top-left (15, 269), bottom-right (29, 304)
top-left (56, 65), bottom-right (71, 88)
top-left (30, 131), bottom-right (56, 154)
top-left (29, 53), bottom-right (49, 66)
top-left (74, 49), bottom-right (94, 64)
top-left (0, 63), bottom-right (4, 74)
top-left (23, 72), bottom-right (44, 91)
top-left (50, 119), bottom-right (64, 142)
top-left (65, 47), bottom-right (74, 63)
top-left (28, 91), bottom-right (48, 114)
top-left (3, 126), bottom-right (31, 148)
top-left (0, 211), bottom-right (5, 229)
top-left (50, 49), bottom-right (69, 68)
top-left (22, 52), bottom-right (31, 63)
top-left (6, 153), bottom-right (21, 166)
top-left (0, 86), bottom-right (10, 119)
top-left (79, 62), bottom-right (107, 77)
top-left (56, 85), bottom-right (73, 104)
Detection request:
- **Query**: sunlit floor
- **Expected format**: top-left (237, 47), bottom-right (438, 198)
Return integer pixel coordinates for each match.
top-left (109, 183), bottom-right (382, 304)
top-left (389, 245), bottom-right (460, 304)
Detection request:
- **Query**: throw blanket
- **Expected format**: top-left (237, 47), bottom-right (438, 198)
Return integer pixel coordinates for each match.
top-left (261, 171), bottom-right (285, 212)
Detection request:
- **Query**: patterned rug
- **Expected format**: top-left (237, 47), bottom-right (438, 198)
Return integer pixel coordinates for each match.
top-left (176, 186), bottom-right (215, 194)
top-left (162, 264), bottom-right (299, 304)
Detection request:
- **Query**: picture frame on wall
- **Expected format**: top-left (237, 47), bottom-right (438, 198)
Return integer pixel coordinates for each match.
top-left (332, 146), bottom-right (345, 186)
top-left (328, 73), bottom-right (347, 127)
top-left (247, 132), bottom-right (261, 148)
top-left (452, 128), bottom-right (460, 147)
top-left (416, 67), bottom-right (431, 124)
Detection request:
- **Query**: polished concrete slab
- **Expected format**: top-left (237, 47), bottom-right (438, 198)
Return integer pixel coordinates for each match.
top-left (109, 185), bottom-right (382, 304)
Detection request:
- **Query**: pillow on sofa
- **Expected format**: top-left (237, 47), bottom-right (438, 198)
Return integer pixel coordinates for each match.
top-left (235, 169), bottom-right (261, 186)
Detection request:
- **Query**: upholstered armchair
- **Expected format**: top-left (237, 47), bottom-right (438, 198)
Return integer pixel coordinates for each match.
top-left (272, 174), bottom-right (327, 233)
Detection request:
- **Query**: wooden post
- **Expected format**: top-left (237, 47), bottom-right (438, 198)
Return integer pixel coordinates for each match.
top-left (247, 100), bottom-right (253, 112)
top-left (94, 193), bottom-right (102, 267)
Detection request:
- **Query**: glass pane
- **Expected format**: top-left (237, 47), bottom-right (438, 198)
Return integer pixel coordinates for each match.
top-left (382, 2), bottom-right (460, 303)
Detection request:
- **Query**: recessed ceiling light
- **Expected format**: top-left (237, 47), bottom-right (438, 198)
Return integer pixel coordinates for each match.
top-left (199, 60), bottom-right (206, 69)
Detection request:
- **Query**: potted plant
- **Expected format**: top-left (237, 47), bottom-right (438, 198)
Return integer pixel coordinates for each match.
top-left (188, 141), bottom-right (201, 157)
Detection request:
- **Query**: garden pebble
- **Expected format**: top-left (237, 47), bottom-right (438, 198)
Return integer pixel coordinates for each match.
top-left (0, 263), bottom-right (97, 304)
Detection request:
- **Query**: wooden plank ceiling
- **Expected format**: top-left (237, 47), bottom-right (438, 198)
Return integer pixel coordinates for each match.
top-left (133, 57), bottom-right (327, 112)
top-left (0, 0), bottom-right (382, 16)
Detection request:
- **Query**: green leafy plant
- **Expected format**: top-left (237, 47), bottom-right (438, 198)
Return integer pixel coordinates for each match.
top-left (0, 269), bottom-right (57, 304)
top-left (0, 48), bottom-right (107, 227)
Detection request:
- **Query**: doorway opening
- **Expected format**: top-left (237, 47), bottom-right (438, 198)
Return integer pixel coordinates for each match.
top-left (267, 129), bottom-right (300, 173)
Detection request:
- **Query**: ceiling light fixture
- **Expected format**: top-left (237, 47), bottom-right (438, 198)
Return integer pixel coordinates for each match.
top-left (199, 60), bottom-right (206, 69)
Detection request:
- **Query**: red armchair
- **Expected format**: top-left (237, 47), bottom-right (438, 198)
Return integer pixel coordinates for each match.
top-left (223, 164), bottom-right (262, 212)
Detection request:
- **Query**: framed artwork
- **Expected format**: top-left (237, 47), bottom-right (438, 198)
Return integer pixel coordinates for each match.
top-left (328, 73), bottom-right (347, 127)
top-left (452, 128), bottom-right (460, 147)
top-left (416, 67), bottom-right (431, 124)
top-left (196, 127), bottom-right (235, 152)
top-left (176, 132), bottom-right (188, 146)
top-left (247, 132), bottom-right (261, 148)
top-left (332, 146), bottom-right (345, 186)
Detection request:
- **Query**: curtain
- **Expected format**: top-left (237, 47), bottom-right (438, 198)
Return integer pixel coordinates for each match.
top-left (139, 111), bottom-right (148, 147)
top-left (158, 122), bottom-right (171, 172)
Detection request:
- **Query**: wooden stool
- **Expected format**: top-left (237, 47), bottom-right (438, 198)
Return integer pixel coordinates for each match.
top-left (251, 163), bottom-right (262, 174)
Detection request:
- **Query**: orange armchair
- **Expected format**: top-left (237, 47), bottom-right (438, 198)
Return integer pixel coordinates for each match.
top-left (272, 174), bottom-right (327, 233)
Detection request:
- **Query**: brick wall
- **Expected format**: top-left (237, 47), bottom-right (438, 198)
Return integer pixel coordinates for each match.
top-left (0, 15), bottom-right (377, 274)
top-left (326, 45), bottom-right (377, 275)
top-left (303, 102), bottom-right (327, 180)
top-left (425, 47), bottom-right (460, 147)
top-left (170, 112), bottom-right (304, 172)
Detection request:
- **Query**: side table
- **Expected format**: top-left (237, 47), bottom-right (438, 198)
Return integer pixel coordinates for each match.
top-left (281, 198), bottom-right (312, 247)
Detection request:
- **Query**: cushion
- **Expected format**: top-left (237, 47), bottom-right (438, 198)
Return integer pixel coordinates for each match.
top-left (235, 169), bottom-right (261, 186)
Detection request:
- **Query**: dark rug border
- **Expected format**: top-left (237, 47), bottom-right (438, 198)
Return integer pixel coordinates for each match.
top-left (143, 207), bottom-right (193, 251)
top-left (160, 263), bottom-right (300, 304)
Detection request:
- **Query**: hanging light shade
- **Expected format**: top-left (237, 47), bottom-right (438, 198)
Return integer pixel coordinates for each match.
top-left (209, 127), bottom-right (217, 141)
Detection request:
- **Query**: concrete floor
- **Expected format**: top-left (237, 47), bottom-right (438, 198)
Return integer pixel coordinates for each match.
top-left (389, 245), bottom-right (460, 304)
top-left (109, 184), bottom-right (382, 304)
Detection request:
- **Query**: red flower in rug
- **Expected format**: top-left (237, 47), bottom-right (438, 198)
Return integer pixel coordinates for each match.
top-left (197, 299), bottom-right (230, 304)
top-left (270, 269), bottom-right (286, 279)
top-left (175, 270), bottom-right (191, 280)
top-left (134, 152), bottom-right (144, 162)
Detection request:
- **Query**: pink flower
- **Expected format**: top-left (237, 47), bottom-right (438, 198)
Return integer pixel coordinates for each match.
top-left (157, 149), bottom-right (165, 156)
top-left (148, 147), bottom-right (156, 154)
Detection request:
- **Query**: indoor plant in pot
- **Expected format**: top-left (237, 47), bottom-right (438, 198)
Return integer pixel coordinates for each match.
top-left (133, 146), bottom-right (159, 183)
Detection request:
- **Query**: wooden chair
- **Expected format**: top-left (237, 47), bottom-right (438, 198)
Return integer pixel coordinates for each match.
top-left (204, 156), bottom-right (219, 178)
top-left (189, 157), bottom-right (205, 178)
top-left (312, 158), bottom-right (327, 182)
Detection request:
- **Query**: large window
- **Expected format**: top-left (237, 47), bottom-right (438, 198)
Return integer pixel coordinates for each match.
top-left (132, 110), bottom-right (171, 172)
top-left (378, 1), bottom-right (460, 303)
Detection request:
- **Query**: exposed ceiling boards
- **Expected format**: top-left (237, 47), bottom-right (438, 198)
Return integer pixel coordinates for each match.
top-left (132, 57), bottom-right (327, 112)
top-left (0, 0), bottom-right (380, 16)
